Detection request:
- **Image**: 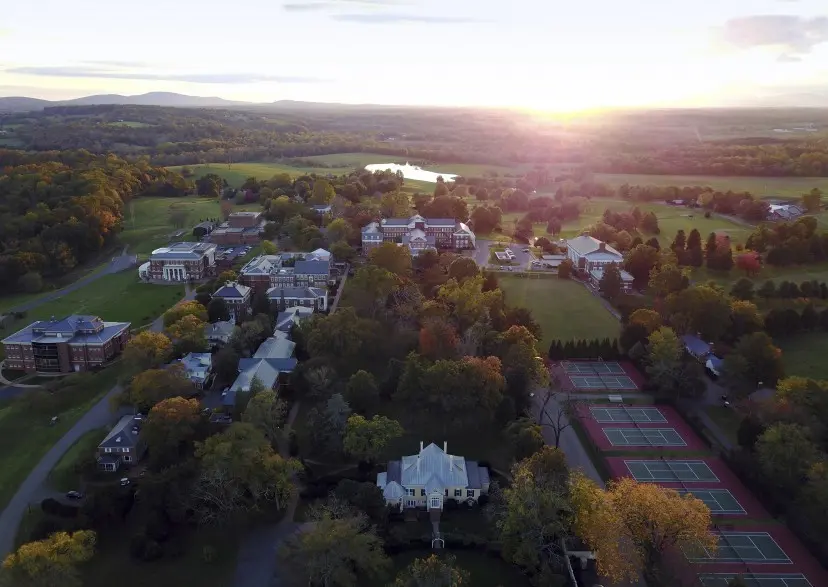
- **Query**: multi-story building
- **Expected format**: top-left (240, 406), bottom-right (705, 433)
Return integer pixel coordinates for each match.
top-left (239, 252), bottom-right (331, 293)
top-left (209, 212), bottom-right (267, 245)
top-left (97, 415), bottom-right (146, 472)
top-left (267, 286), bottom-right (329, 312)
top-left (2, 315), bottom-right (131, 374)
top-left (361, 214), bottom-right (475, 255)
top-left (212, 281), bottom-right (252, 321)
top-left (139, 242), bottom-right (217, 282)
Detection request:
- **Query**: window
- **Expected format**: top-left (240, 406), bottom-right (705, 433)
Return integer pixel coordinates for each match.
top-left (408, 488), bottom-right (415, 496)
top-left (104, 448), bottom-right (112, 453)
top-left (454, 489), bottom-right (462, 497)
top-left (466, 489), bottom-right (475, 498)
top-left (123, 455), bottom-right (131, 462)
top-left (430, 497), bottom-right (441, 509)
top-left (420, 489), bottom-right (426, 497)
top-left (444, 489), bottom-right (448, 497)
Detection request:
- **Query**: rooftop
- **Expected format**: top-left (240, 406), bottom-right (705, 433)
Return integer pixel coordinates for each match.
top-left (213, 281), bottom-right (252, 299)
top-left (150, 241), bottom-right (217, 260)
top-left (99, 415), bottom-right (141, 449)
top-left (253, 335), bottom-right (296, 360)
top-left (566, 235), bottom-right (622, 258)
top-left (3, 315), bottom-right (130, 345)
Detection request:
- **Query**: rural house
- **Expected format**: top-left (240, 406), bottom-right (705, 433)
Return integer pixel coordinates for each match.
top-left (377, 442), bottom-right (490, 513)
top-left (205, 320), bottom-right (235, 346)
top-left (175, 352), bottom-right (213, 389)
top-left (565, 235), bottom-right (624, 273)
top-left (97, 415), bottom-right (146, 472)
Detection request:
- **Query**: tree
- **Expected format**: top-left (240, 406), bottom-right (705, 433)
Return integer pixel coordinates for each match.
top-left (504, 417), bottom-right (545, 460)
top-left (628, 309), bottom-right (662, 334)
top-left (124, 366), bottom-right (194, 412)
top-left (207, 297), bottom-right (230, 323)
top-left (757, 279), bottom-right (776, 299)
top-left (645, 327), bottom-right (683, 395)
top-left (18, 271), bottom-right (43, 294)
top-left (729, 300), bottom-right (763, 339)
top-left (624, 244), bottom-right (659, 283)
top-left (418, 317), bottom-right (459, 360)
top-left (166, 314), bottom-right (208, 353)
top-left (278, 515), bottom-right (391, 587)
top-left (326, 218), bottom-right (353, 244)
top-left (2, 531), bottom-right (96, 587)
top-left (729, 332), bottom-right (785, 390)
top-left (570, 474), bottom-right (717, 587)
top-left (251, 288), bottom-right (270, 317)
top-left (756, 423), bottom-right (820, 495)
top-left (535, 385), bottom-right (577, 448)
top-left (436, 275), bottom-right (503, 332)
top-left (685, 228), bottom-right (703, 267)
top-left (447, 257), bottom-right (479, 282)
top-left (393, 555), bottom-right (468, 587)
top-left (557, 258), bottom-right (573, 279)
top-left (736, 253), bottom-right (762, 276)
top-left (213, 346), bottom-right (241, 382)
top-left (242, 389), bottom-right (287, 447)
top-left (192, 423), bottom-right (300, 525)
top-left (380, 190), bottom-right (411, 217)
top-left (123, 331), bottom-right (172, 371)
top-left (599, 262), bottom-right (623, 300)
top-left (261, 240), bottom-right (277, 255)
top-left (664, 284), bottom-right (732, 341)
top-left (730, 278), bottom-right (754, 301)
top-left (330, 240), bottom-right (357, 263)
top-left (197, 173), bottom-right (223, 198)
top-left (495, 447), bottom-right (571, 585)
top-left (648, 264), bottom-right (689, 297)
top-left (802, 188), bottom-right (822, 213)
top-left (309, 178), bottom-right (335, 204)
top-left (163, 300), bottom-right (208, 327)
top-left (368, 242), bottom-right (412, 276)
top-left (308, 394), bottom-right (352, 455)
top-left (217, 269), bottom-right (238, 284)
top-left (344, 370), bottom-right (380, 414)
top-left (141, 397), bottom-right (201, 468)
top-left (343, 414), bottom-right (404, 463)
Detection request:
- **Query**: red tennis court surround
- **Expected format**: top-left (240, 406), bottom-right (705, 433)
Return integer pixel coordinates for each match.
top-left (577, 404), bottom-right (708, 451)
top-left (548, 359), bottom-right (645, 393)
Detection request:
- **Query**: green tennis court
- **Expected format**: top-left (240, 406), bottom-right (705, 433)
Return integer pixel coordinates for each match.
top-left (562, 361), bottom-right (626, 375)
top-left (570, 374), bottom-right (637, 390)
top-left (625, 460), bottom-right (719, 482)
top-left (590, 406), bottom-right (666, 423)
top-left (698, 574), bottom-right (811, 587)
top-left (604, 428), bottom-right (686, 447)
top-left (678, 489), bottom-right (746, 514)
top-left (688, 532), bottom-right (791, 564)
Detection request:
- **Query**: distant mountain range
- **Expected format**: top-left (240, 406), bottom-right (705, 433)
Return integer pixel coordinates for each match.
top-left (0, 92), bottom-right (250, 112)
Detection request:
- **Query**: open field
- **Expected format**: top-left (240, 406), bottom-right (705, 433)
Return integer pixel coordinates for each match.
top-left (592, 173), bottom-right (828, 199)
top-left (778, 333), bottom-right (828, 380)
top-left (496, 275), bottom-right (620, 348)
top-left (689, 262), bottom-right (828, 289)
top-left (47, 428), bottom-right (107, 492)
top-left (0, 272), bottom-right (184, 340)
top-left (0, 367), bottom-right (123, 511)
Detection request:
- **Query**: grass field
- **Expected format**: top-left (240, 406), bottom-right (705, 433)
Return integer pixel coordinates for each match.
top-left (47, 428), bottom-right (107, 492)
top-left (120, 197), bottom-right (260, 256)
top-left (0, 367), bottom-right (123, 511)
top-left (778, 333), bottom-right (828, 380)
top-left (380, 550), bottom-right (531, 587)
top-left (0, 272), bottom-right (184, 340)
top-left (593, 173), bottom-right (828, 199)
top-left (689, 262), bottom-right (828, 289)
top-left (496, 275), bottom-right (620, 348)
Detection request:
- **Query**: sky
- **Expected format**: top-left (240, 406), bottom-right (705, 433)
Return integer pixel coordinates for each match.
top-left (1, 0), bottom-right (828, 110)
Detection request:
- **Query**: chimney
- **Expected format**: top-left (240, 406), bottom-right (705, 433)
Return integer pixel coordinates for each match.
top-left (598, 242), bottom-right (606, 251)
top-left (443, 441), bottom-right (447, 453)
top-left (420, 441), bottom-right (423, 452)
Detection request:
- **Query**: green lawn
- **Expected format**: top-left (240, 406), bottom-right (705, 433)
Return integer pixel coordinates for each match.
top-left (592, 173), bottom-right (828, 199)
top-left (384, 550), bottom-right (531, 587)
top-left (47, 428), bottom-right (107, 492)
top-left (496, 275), bottom-right (620, 348)
top-left (120, 196), bottom-right (260, 256)
top-left (778, 332), bottom-right (828, 380)
top-left (704, 406), bottom-right (741, 446)
top-left (0, 367), bottom-right (123, 510)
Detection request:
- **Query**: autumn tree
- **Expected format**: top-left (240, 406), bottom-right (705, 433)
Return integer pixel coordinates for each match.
top-left (368, 241), bottom-right (412, 276)
top-left (664, 284), bottom-right (732, 341)
top-left (648, 264), bottom-right (689, 298)
top-left (504, 417), bottom-right (545, 460)
top-left (278, 514), bottom-right (391, 587)
top-left (123, 366), bottom-right (194, 412)
top-left (628, 308), bottom-right (662, 334)
top-left (242, 389), bottom-right (287, 447)
top-left (343, 414), bottom-right (404, 463)
top-left (437, 275), bottom-right (503, 332)
top-left (599, 262), bottom-right (623, 300)
top-left (557, 258), bottom-right (573, 279)
top-left (309, 178), bottom-right (335, 204)
top-left (735, 253), bottom-right (761, 276)
top-left (343, 370), bottom-right (380, 414)
top-left (349, 265), bottom-right (397, 318)
top-left (166, 314), bottom-right (208, 353)
top-left (724, 332), bottom-right (785, 393)
top-left (494, 447), bottom-right (571, 584)
top-left (2, 530), bottom-right (96, 587)
top-left (192, 422), bottom-right (300, 525)
top-left (142, 397), bottom-right (201, 468)
top-left (393, 554), bottom-right (468, 587)
top-left (326, 218), bottom-right (353, 244)
top-left (570, 474), bottom-right (717, 587)
top-left (418, 317), bottom-right (459, 360)
top-left (646, 327), bottom-right (682, 390)
top-left (447, 257), bottom-right (479, 283)
top-left (122, 330), bottom-right (172, 371)
top-left (163, 300), bottom-right (208, 327)
top-left (802, 188), bottom-right (822, 213)
top-left (624, 244), bottom-right (660, 283)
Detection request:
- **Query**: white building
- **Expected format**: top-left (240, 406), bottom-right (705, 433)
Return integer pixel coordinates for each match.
top-left (205, 320), bottom-right (235, 346)
top-left (565, 235), bottom-right (624, 273)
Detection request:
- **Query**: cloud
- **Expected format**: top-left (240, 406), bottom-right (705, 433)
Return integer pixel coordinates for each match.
top-left (82, 60), bottom-right (149, 68)
top-left (719, 15), bottom-right (828, 57)
top-left (282, 0), bottom-right (399, 11)
top-left (333, 13), bottom-right (480, 24)
top-left (6, 66), bottom-right (327, 84)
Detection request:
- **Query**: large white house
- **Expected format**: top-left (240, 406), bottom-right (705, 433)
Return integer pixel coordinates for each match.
top-left (565, 235), bottom-right (624, 272)
top-left (377, 442), bottom-right (490, 512)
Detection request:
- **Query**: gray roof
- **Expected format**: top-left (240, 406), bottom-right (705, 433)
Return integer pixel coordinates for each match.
top-left (465, 461), bottom-right (489, 489)
top-left (213, 282), bottom-right (251, 299)
top-left (566, 235), bottom-right (622, 258)
top-left (387, 460), bottom-right (402, 484)
top-left (399, 443), bottom-right (469, 488)
top-left (228, 357), bottom-right (298, 396)
top-left (206, 320), bottom-right (235, 339)
top-left (681, 334), bottom-right (712, 357)
top-left (3, 315), bottom-right (130, 345)
top-left (267, 286), bottom-right (326, 300)
top-left (99, 415), bottom-right (141, 449)
top-left (253, 335), bottom-right (296, 359)
top-left (275, 307), bottom-right (314, 332)
top-left (293, 260), bottom-right (330, 275)
top-left (150, 241), bottom-right (216, 261)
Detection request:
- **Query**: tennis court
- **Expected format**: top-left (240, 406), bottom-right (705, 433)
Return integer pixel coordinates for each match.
top-left (626, 460), bottom-right (719, 482)
top-left (678, 489), bottom-right (746, 514)
top-left (590, 406), bottom-right (666, 423)
top-left (570, 374), bottom-right (637, 390)
top-left (687, 532), bottom-right (791, 564)
top-left (563, 361), bottom-right (626, 375)
top-left (604, 428), bottom-right (686, 447)
top-left (698, 574), bottom-right (812, 587)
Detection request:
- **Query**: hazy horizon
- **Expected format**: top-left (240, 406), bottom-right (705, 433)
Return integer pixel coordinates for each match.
top-left (2, 0), bottom-right (828, 111)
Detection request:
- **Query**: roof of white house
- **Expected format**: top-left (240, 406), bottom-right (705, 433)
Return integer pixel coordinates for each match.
top-left (400, 443), bottom-right (469, 488)
top-left (566, 235), bottom-right (622, 259)
top-left (589, 267), bottom-right (634, 282)
top-left (206, 320), bottom-right (235, 339)
top-left (310, 248), bottom-right (331, 259)
top-left (177, 352), bottom-right (212, 384)
top-left (253, 335), bottom-right (296, 359)
top-left (274, 306), bottom-right (315, 332)
top-left (376, 472), bottom-right (406, 500)
top-left (150, 241), bottom-right (216, 261)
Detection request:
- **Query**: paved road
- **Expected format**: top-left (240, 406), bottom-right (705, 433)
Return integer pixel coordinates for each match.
top-left (5, 247), bottom-right (138, 315)
top-left (471, 239), bottom-right (534, 269)
top-left (0, 383), bottom-right (124, 557)
top-left (0, 385), bottom-right (26, 402)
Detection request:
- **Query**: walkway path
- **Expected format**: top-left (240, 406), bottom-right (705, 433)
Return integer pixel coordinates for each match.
top-left (327, 264), bottom-right (351, 314)
top-left (233, 400), bottom-right (303, 587)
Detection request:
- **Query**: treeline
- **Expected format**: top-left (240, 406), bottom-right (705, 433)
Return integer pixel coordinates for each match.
top-left (746, 217), bottom-right (828, 267)
top-left (0, 149), bottom-right (190, 294)
top-left (547, 338), bottom-right (621, 360)
top-left (732, 278), bottom-right (828, 301)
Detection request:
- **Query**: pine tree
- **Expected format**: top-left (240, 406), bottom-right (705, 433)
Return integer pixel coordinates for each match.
top-left (705, 232), bottom-right (718, 265)
top-left (686, 229), bottom-right (704, 267)
top-left (645, 237), bottom-right (661, 251)
top-left (671, 229), bottom-right (686, 253)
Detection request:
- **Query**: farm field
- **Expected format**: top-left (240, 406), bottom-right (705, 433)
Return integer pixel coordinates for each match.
top-left (120, 196), bottom-right (260, 256)
top-left (592, 173), bottom-right (828, 199)
top-left (495, 275), bottom-right (620, 348)
top-left (778, 333), bottom-right (828, 380)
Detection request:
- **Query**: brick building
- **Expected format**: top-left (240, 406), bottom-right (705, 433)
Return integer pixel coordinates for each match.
top-left (140, 242), bottom-right (217, 282)
top-left (209, 212), bottom-right (267, 245)
top-left (212, 281), bottom-right (252, 321)
top-left (2, 315), bottom-right (131, 374)
top-left (239, 252), bottom-right (331, 293)
top-left (361, 214), bottom-right (475, 255)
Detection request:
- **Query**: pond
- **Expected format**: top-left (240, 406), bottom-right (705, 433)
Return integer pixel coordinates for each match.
top-left (364, 162), bottom-right (457, 183)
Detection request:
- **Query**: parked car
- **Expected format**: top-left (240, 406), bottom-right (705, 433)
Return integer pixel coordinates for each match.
top-left (66, 491), bottom-right (84, 500)
top-left (120, 478), bottom-right (130, 486)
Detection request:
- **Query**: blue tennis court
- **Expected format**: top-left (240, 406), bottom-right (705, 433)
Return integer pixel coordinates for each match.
top-left (562, 361), bottom-right (626, 375)
top-left (687, 532), bottom-right (791, 564)
top-left (698, 574), bottom-right (811, 587)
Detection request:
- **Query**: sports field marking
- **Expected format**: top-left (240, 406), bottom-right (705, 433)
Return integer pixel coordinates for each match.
top-left (570, 375), bottom-right (605, 389)
top-left (625, 460), bottom-right (719, 482)
top-left (570, 375), bottom-right (637, 390)
top-left (688, 532), bottom-right (791, 564)
top-left (562, 361), bottom-right (625, 375)
top-left (604, 428), bottom-right (686, 447)
top-left (590, 407), bottom-right (667, 423)
top-left (698, 573), bottom-right (812, 587)
top-left (601, 375), bottom-right (636, 389)
top-left (678, 489), bottom-right (746, 514)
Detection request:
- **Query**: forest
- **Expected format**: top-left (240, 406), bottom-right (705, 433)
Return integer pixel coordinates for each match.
top-left (0, 149), bottom-right (190, 294)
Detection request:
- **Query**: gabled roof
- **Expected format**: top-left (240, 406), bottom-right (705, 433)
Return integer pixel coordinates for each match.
top-left (275, 307), bottom-right (315, 332)
top-left (266, 286), bottom-right (327, 300)
top-left (213, 281), bottom-right (251, 299)
top-left (177, 352), bottom-right (212, 383)
top-left (400, 443), bottom-right (469, 488)
top-left (230, 357), bottom-right (298, 393)
top-left (253, 336), bottom-right (295, 359)
top-left (206, 320), bottom-right (235, 339)
top-left (293, 260), bottom-right (330, 275)
top-left (681, 334), bottom-right (712, 357)
top-left (566, 235), bottom-right (622, 258)
top-left (99, 415), bottom-right (141, 449)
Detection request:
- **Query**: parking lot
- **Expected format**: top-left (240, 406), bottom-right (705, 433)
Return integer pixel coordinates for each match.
top-left (470, 239), bottom-right (534, 269)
